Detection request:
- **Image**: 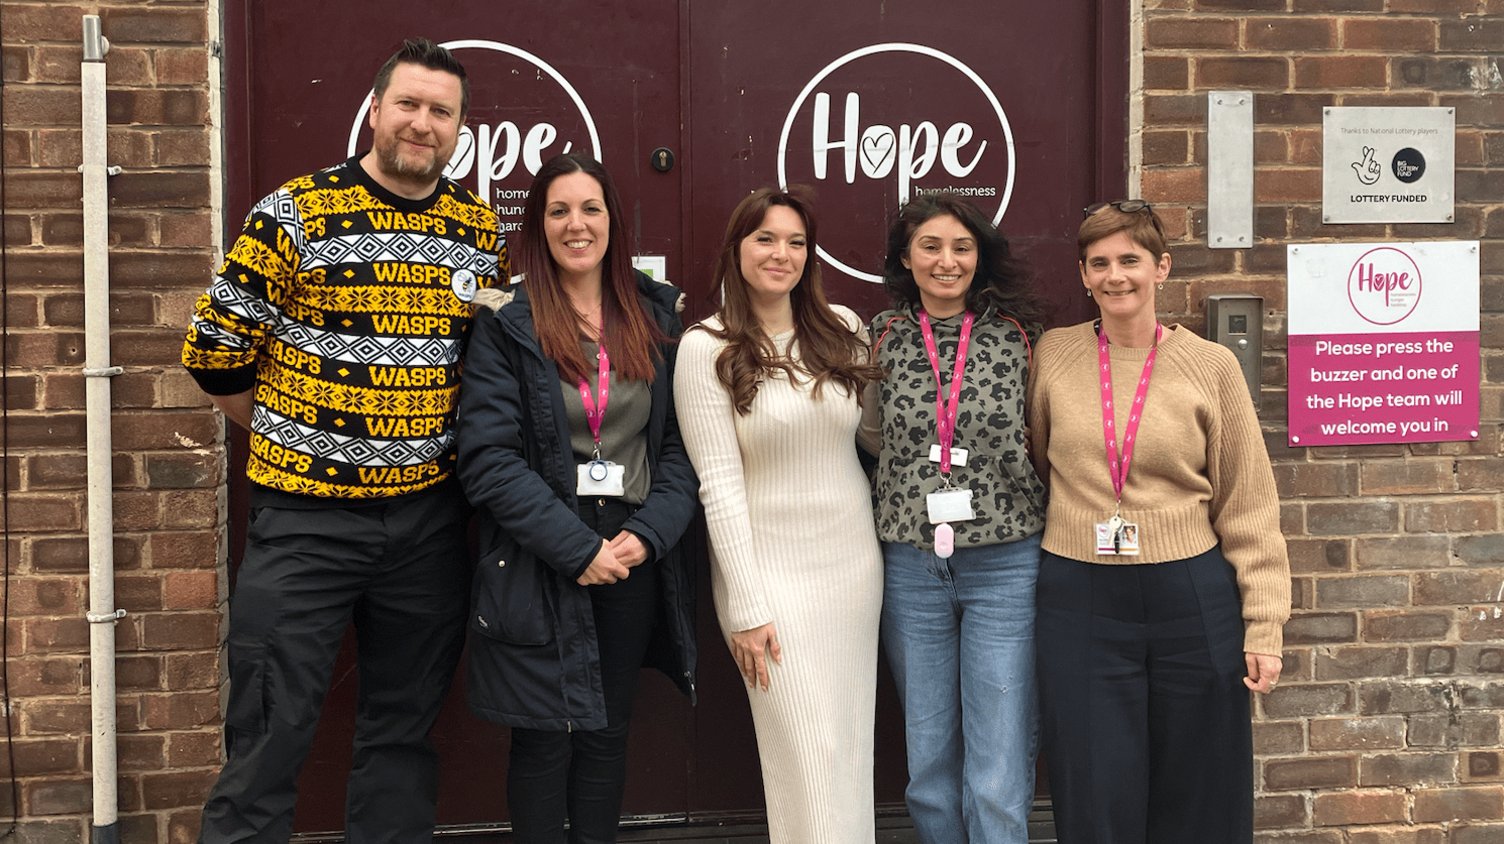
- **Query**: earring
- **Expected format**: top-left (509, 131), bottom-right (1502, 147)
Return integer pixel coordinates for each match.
top-left (1087, 290), bottom-right (1093, 298)
top-left (1157, 283), bottom-right (1164, 290)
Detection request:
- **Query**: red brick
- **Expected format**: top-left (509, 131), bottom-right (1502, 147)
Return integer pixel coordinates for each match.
top-left (1256, 793), bottom-right (1308, 828)
top-left (1267, 756), bottom-right (1356, 791)
top-left (2, 86), bottom-right (80, 129)
top-left (1460, 607), bottom-right (1504, 643)
top-left (1465, 751), bottom-right (1503, 782)
top-left (10, 656), bottom-right (85, 697)
top-left (0, 739), bottom-right (82, 777)
top-left (1313, 790), bottom-right (1407, 826)
top-left (1315, 576), bottom-right (1407, 610)
top-left (1349, 826), bottom-right (1449, 844)
top-left (139, 611), bottom-right (219, 651)
top-left (1144, 94), bottom-right (1205, 127)
top-left (3, 128), bottom-right (32, 166)
top-left (1144, 56), bottom-right (1189, 90)
top-left (115, 654), bottom-right (164, 691)
top-left (23, 701), bottom-right (88, 735)
top-left (161, 489), bottom-right (218, 529)
top-left (1195, 0), bottom-right (1285, 10)
top-left (1254, 720), bottom-right (1306, 754)
top-left (1415, 571), bottom-right (1504, 606)
top-left (1361, 460), bottom-right (1453, 496)
top-left (1440, 18), bottom-right (1504, 52)
top-left (7, 493), bottom-right (82, 532)
top-left (141, 689), bottom-right (219, 730)
top-left (5, 374), bottom-right (40, 411)
top-left (1354, 536), bottom-right (1450, 571)
top-left (4, 171), bottom-right (82, 208)
top-left (149, 531), bottom-right (219, 570)
top-left (1292, 0), bottom-right (1383, 9)
top-left (1458, 458), bottom-right (1504, 491)
top-left (3, 45), bottom-right (30, 82)
top-left (154, 47), bottom-right (209, 86)
top-left (1147, 17), bottom-right (1239, 49)
top-left (164, 651), bottom-right (220, 690)
top-left (161, 213), bottom-right (214, 248)
top-left (1360, 681), bottom-right (1454, 715)
top-left (1344, 19), bottom-right (1437, 52)
top-left (24, 777), bottom-right (92, 816)
top-left (1315, 646), bottom-right (1408, 680)
top-left (1255, 167), bottom-right (1320, 203)
top-left (107, 89), bottom-right (210, 127)
top-left (1407, 498), bottom-right (1498, 533)
top-left (1246, 17), bottom-right (1337, 50)
top-left (110, 250), bottom-right (216, 288)
top-left (1411, 712), bottom-right (1501, 747)
top-left (156, 129), bottom-right (210, 167)
top-left (1273, 462), bottom-right (1357, 498)
top-left (1364, 610), bottom-right (1453, 642)
top-left (1288, 538), bottom-right (1350, 574)
top-left (1414, 786), bottom-right (1504, 822)
top-left (1264, 683), bottom-right (1355, 718)
top-left (23, 617), bottom-right (88, 654)
top-left (162, 571), bottom-right (218, 610)
top-left (1307, 501), bottom-right (1399, 536)
top-left (112, 490), bottom-right (163, 532)
top-left (165, 730), bottom-right (220, 768)
top-left (41, 373), bottom-right (85, 409)
top-left (1361, 753), bottom-right (1458, 787)
top-left (1294, 56), bottom-right (1388, 89)
top-left (1286, 611), bottom-right (1358, 645)
top-left (1141, 168), bottom-right (1202, 203)
top-left (1455, 824), bottom-right (1504, 844)
top-left (99, 8), bottom-right (209, 44)
top-left (115, 573), bottom-right (165, 613)
top-left (1310, 716), bottom-right (1404, 751)
top-left (111, 412), bottom-right (220, 451)
top-left (1197, 56), bottom-right (1288, 88)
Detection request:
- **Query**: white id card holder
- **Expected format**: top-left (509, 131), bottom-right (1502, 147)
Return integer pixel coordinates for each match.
top-left (1095, 520), bottom-right (1141, 556)
top-left (927, 488), bottom-right (974, 524)
top-left (577, 460), bottom-right (625, 496)
top-left (928, 443), bottom-right (969, 468)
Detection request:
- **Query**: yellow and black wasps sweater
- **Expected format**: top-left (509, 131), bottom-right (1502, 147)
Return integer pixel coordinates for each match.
top-left (183, 156), bottom-right (506, 499)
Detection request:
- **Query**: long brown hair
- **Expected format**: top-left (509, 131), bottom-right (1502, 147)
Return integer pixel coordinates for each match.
top-left (699, 187), bottom-right (883, 415)
top-left (514, 153), bottom-right (666, 384)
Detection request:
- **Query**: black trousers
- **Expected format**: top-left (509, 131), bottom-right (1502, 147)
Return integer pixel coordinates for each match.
top-left (198, 483), bottom-right (470, 844)
top-left (507, 498), bottom-right (659, 844)
top-left (1036, 547), bottom-right (1254, 844)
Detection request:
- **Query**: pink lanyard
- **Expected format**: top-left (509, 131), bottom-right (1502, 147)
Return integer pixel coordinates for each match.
top-left (578, 339), bottom-right (610, 454)
top-left (1098, 322), bottom-right (1161, 504)
top-left (919, 311), bottom-right (975, 475)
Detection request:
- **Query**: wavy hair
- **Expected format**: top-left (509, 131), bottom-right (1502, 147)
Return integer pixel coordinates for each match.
top-left (882, 191), bottom-right (1043, 325)
top-left (513, 153), bottom-right (666, 384)
top-left (699, 187), bottom-right (883, 415)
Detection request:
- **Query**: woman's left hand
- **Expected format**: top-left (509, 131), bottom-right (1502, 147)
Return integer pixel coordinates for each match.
top-left (1244, 652), bottom-right (1283, 693)
top-left (609, 530), bottom-right (650, 568)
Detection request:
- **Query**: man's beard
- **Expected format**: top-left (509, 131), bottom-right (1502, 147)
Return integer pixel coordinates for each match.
top-left (376, 136), bottom-right (447, 183)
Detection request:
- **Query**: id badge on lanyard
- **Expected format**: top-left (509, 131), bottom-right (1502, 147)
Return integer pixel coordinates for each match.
top-left (919, 311), bottom-right (975, 559)
top-left (576, 337), bottom-right (625, 497)
top-left (1093, 323), bottom-right (1160, 556)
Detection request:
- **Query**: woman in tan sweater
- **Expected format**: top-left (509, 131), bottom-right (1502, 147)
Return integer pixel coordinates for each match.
top-left (1028, 201), bottom-right (1289, 844)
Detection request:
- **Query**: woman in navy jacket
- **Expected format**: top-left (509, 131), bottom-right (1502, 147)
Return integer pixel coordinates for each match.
top-left (456, 153), bottom-right (698, 844)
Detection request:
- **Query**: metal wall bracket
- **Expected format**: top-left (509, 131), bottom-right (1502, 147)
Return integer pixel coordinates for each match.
top-left (86, 609), bottom-right (126, 624)
top-left (1207, 91), bottom-right (1253, 249)
top-left (82, 366), bottom-right (123, 377)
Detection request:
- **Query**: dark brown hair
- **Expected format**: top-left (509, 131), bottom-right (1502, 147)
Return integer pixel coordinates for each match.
top-left (882, 192), bottom-right (1042, 325)
top-left (372, 38), bottom-right (471, 117)
top-left (515, 153), bottom-right (666, 384)
top-left (1078, 202), bottom-right (1169, 261)
top-left (699, 187), bottom-right (882, 415)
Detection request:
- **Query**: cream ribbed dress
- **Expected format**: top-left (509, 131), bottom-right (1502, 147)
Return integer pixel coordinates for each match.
top-left (674, 309), bottom-right (882, 844)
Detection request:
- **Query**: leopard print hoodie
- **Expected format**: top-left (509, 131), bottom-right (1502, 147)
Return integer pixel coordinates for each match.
top-left (860, 303), bottom-right (1046, 551)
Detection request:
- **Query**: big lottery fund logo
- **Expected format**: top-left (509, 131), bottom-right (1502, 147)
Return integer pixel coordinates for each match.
top-left (347, 40), bottom-right (601, 234)
top-left (1348, 246), bottom-right (1422, 326)
top-left (777, 44), bottom-right (1015, 283)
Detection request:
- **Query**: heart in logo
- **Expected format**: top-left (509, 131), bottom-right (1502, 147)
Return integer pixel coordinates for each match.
top-left (861, 129), bottom-right (895, 173)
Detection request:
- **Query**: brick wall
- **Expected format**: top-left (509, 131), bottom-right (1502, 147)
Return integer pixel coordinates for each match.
top-left (2, 2), bottom-right (222, 841)
top-left (1141, 0), bottom-right (1504, 841)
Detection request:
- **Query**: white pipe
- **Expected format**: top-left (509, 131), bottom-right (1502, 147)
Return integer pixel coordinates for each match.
top-left (81, 14), bottom-right (123, 844)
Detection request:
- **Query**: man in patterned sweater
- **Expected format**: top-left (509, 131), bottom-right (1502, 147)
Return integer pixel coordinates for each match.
top-left (182, 39), bottom-right (505, 844)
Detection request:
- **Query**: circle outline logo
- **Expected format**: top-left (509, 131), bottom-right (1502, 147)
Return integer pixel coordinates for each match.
top-left (776, 43), bottom-right (1016, 284)
top-left (1347, 246), bottom-right (1422, 326)
top-left (347, 39), bottom-right (603, 169)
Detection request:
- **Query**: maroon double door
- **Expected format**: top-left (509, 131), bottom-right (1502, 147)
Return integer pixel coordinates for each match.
top-left (221, 0), bottom-right (1125, 832)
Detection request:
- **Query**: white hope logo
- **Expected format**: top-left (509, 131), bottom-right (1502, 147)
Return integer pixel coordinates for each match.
top-left (777, 43), bottom-right (1015, 283)
top-left (346, 39), bottom-right (602, 216)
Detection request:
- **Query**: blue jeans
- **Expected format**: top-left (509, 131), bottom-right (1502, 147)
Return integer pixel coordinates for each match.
top-left (881, 534), bottom-right (1042, 844)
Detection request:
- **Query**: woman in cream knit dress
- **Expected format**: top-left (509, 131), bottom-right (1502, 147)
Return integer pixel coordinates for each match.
top-left (675, 187), bottom-right (884, 843)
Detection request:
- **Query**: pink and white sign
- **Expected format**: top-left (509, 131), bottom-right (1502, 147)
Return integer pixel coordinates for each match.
top-left (1287, 241), bottom-right (1480, 446)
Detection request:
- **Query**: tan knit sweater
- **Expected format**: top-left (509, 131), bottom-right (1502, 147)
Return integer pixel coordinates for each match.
top-left (1028, 322), bottom-right (1290, 656)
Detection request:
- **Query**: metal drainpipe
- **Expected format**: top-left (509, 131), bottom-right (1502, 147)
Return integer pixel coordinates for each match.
top-left (81, 15), bottom-right (124, 844)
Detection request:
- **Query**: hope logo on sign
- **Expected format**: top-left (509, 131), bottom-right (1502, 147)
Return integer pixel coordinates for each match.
top-left (776, 43), bottom-right (1015, 283)
top-left (1347, 246), bottom-right (1422, 326)
top-left (347, 40), bottom-right (602, 236)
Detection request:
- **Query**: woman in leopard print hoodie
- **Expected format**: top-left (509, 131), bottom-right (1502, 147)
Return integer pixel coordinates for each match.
top-left (858, 192), bottom-right (1046, 844)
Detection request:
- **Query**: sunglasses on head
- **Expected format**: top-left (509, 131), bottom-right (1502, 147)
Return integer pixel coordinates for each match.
top-left (1084, 200), bottom-right (1151, 218)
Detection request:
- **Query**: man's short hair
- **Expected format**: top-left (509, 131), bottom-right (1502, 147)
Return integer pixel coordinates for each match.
top-left (372, 38), bottom-right (470, 117)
